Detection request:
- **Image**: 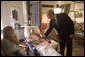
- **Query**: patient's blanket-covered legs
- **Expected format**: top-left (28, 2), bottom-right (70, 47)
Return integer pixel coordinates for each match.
top-left (36, 41), bottom-right (61, 56)
top-left (23, 37), bottom-right (61, 56)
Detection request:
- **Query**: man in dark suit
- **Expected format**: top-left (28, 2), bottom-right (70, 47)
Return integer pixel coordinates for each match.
top-left (43, 9), bottom-right (74, 56)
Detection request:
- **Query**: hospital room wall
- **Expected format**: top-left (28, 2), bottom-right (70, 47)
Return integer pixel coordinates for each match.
top-left (1, 1), bottom-right (24, 28)
top-left (42, 1), bottom-right (84, 23)
top-left (1, 1), bottom-right (25, 40)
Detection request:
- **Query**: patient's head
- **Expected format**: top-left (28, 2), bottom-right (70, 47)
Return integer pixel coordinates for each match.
top-left (29, 28), bottom-right (35, 34)
top-left (29, 28), bottom-right (35, 38)
top-left (29, 28), bottom-right (41, 39)
top-left (24, 26), bottom-right (42, 39)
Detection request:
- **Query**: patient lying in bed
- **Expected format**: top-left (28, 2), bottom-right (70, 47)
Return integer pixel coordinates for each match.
top-left (25, 28), bottom-right (52, 46)
top-left (25, 28), bottom-right (43, 45)
top-left (24, 27), bottom-right (61, 56)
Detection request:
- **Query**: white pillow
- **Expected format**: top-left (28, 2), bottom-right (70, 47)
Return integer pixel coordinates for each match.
top-left (24, 26), bottom-right (42, 38)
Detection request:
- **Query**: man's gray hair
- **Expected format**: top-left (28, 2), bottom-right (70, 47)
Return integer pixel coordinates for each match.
top-left (46, 9), bottom-right (54, 16)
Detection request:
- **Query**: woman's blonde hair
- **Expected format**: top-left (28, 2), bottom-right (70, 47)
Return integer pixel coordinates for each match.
top-left (3, 26), bottom-right (14, 39)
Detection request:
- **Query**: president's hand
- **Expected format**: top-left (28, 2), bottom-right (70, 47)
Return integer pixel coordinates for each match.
top-left (42, 35), bottom-right (46, 38)
top-left (69, 34), bottom-right (74, 38)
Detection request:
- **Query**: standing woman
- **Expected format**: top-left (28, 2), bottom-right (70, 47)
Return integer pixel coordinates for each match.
top-left (1, 26), bottom-right (27, 56)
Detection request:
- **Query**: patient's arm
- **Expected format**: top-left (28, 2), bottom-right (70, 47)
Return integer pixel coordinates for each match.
top-left (33, 34), bottom-right (43, 39)
top-left (24, 36), bottom-right (36, 43)
top-left (19, 44), bottom-right (27, 48)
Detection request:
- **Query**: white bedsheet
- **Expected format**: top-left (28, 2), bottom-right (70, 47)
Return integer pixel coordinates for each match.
top-left (35, 41), bottom-right (61, 56)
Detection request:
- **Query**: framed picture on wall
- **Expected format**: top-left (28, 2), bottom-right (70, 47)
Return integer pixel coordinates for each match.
top-left (69, 11), bottom-right (75, 21)
top-left (12, 9), bottom-right (18, 21)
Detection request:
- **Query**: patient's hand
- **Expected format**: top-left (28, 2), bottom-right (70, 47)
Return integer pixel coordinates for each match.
top-left (26, 38), bottom-right (31, 42)
top-left (27, 39), bottom-right (31, 42)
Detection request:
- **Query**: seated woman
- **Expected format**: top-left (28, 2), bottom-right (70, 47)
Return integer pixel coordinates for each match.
top-left (1, 26), bottom-right (27, 56)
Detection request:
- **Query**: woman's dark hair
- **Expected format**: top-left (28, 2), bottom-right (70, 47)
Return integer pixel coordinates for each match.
top-left (3, 26), bottom-right (14, 39)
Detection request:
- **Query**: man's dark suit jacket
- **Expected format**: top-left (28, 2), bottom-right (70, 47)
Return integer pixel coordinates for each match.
top-left (44, 13), bottom-right (74, 39)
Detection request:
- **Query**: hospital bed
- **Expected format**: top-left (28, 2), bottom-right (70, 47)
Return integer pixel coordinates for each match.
top-left (23, 26), bottom-right (61, 56)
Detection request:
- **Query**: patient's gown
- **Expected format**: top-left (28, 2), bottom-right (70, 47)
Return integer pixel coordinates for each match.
top-left (28, 35), bottom-right (40, 45)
